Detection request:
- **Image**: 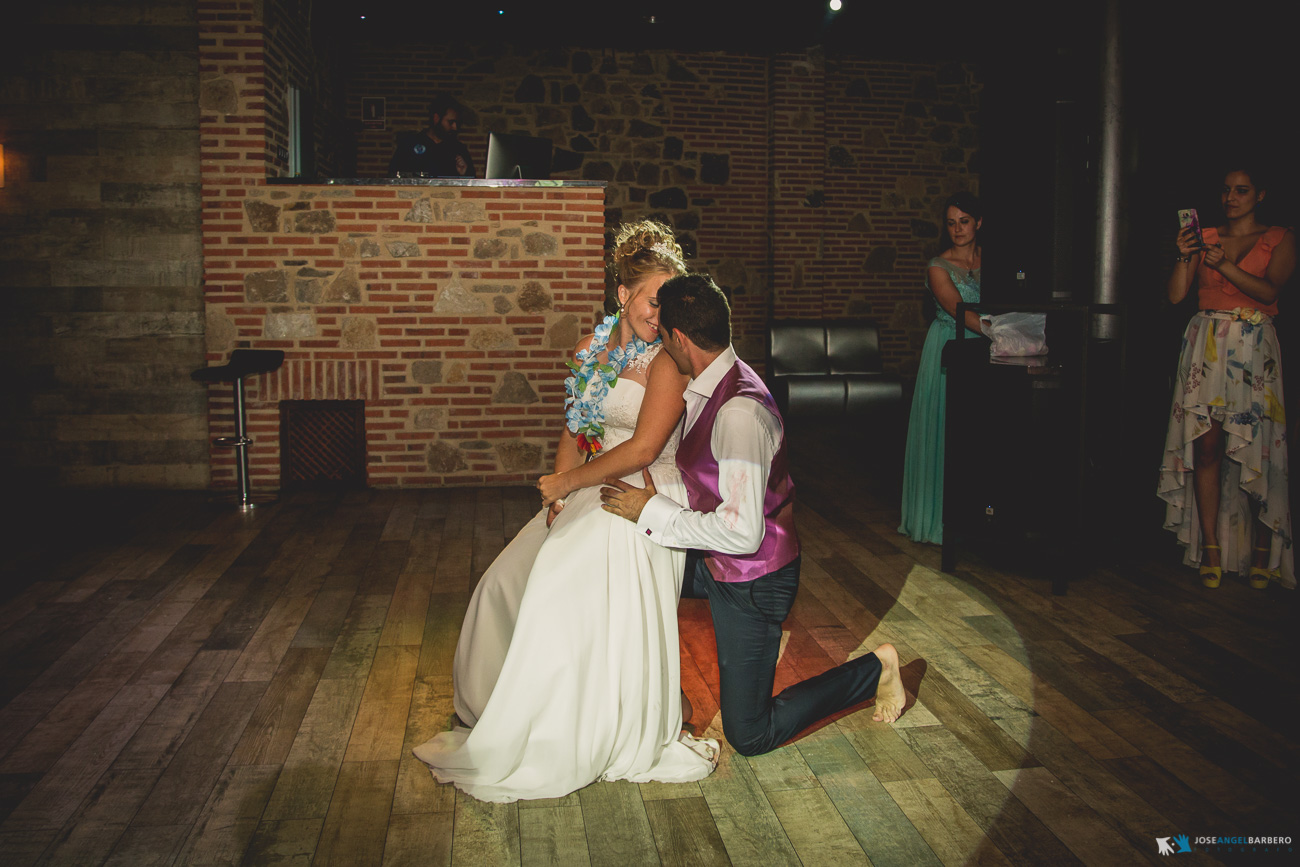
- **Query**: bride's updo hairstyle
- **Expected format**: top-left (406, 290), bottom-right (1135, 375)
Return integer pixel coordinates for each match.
top-left (611, 220), bottom-right (686, 293)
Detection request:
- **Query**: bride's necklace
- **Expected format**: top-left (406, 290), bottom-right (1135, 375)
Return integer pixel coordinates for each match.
top-left (563, 312), bottom-right (657, 456)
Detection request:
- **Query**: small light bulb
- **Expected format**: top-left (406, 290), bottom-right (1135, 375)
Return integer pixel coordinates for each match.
top-left (829, 0), bottom-right (843, 10)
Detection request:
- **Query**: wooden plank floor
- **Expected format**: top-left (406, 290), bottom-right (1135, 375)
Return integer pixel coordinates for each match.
top-left (0, 431), bottom-right (1296, 866)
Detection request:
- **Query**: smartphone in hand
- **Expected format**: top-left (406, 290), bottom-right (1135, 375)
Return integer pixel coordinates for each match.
top-left (1177, 208), bottom-right (1204, 248)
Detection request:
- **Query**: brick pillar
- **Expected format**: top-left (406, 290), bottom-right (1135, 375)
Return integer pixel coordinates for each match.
top-left (198, 0), bottom-right (272, 489)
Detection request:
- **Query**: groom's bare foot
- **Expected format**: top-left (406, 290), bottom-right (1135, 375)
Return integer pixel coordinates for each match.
top-left (872, 644), bottom-right (907, 723)
top-left (681, 689), bottom-right (693, 725)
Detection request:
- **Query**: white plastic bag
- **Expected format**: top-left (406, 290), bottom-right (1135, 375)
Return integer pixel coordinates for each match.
top-left (980, 312), bottom-right (1048, 357)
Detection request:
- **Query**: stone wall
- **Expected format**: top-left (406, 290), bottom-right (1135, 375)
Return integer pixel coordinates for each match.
top-left (204, 181), bottom-right (606, 488)
top-left (0, 1), bottom-right (981, 491)
top-left (199, 2), bottom-right (609, 489)
top-left (0, 0), bottom-right (206, 488)
top-left (350, 44), bottom-right (982, 375)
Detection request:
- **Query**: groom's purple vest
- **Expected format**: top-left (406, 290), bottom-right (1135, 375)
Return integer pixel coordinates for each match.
top-left (676, 359), bottom-right (799, 583)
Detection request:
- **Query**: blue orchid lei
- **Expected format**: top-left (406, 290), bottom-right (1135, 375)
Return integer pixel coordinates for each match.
top-left (564, 312), bottom-right (657, 456)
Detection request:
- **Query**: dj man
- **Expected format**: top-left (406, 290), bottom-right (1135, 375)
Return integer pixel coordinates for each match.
top-left (387, 94), bottom-right (475, 178)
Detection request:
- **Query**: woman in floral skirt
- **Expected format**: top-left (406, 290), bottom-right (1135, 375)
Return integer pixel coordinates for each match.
top-left (1160, 166), bottom-right (1295, 589)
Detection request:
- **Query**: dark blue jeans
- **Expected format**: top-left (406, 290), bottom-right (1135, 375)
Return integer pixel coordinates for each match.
top-left (684, 552), bottom-right (883, 757)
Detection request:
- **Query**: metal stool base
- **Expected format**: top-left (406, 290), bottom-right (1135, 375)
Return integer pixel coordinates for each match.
top-left (193, 350), bottom-right (286, 513)
top-left (207, 491), bottom-right (280, 511)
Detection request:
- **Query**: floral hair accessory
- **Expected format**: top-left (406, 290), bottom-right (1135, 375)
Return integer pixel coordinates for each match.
top-left (563, 312), bottom-right (657, 456)
top-left (650, 241), bottom-right (677, 258)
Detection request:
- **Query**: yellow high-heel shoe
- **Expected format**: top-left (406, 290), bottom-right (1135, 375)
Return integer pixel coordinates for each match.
top-left (1249, 546), bottom-right (1272, 590)
top-left (1200, 544), bottom-right (1222, 588)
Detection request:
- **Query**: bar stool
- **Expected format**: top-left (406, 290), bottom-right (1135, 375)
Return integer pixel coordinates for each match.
top-left (192, 349), bottom-right (285, 509)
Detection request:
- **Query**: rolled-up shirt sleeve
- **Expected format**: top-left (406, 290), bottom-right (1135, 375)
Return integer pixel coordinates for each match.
top-left (635, 398), bottom-right (780, 554)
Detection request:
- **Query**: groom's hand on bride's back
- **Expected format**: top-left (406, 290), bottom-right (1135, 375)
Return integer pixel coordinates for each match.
top-left (600, 469), bottom-right (657, 522)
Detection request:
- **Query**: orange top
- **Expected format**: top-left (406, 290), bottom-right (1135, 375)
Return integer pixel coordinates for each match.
top-left (1196, 225), bottom-right (1287, 315)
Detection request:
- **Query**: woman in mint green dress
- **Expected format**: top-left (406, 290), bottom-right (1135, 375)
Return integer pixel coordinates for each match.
top-left (899, 193), bottom-right (986, 544)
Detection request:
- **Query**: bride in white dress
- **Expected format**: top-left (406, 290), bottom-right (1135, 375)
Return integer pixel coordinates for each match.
top-left (414, 222), bottom-right (718, 803)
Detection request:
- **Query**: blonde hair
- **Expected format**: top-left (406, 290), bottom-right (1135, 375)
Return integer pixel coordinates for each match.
top-left (611, 220), bottom-right (686, 290)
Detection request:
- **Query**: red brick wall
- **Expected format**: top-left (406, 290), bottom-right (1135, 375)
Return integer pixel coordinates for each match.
top-left (651, 52), bottom-right (775, 366)
top-left (771, 52), bottom-right (826, 321)
top-left (197, 10), bottom-right (981, 489)
top-left (203, 183), bottom-right (606, 489)
top-left (822, 59), bottom-right (983, 369)
top-left (347, 45), bottom-right (981, 375)
top-left (199, 2), bottom-right (608, 490)
top-left (199, 0), bottom-right (259, 489)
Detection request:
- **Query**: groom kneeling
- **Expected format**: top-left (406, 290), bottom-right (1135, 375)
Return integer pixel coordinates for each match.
top-left (601, 274), bottom-right (907, 757)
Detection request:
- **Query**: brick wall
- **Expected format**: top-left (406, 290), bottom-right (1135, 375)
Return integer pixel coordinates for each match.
top-left (771, 51), bottom-right (827, 322)
top-left (2, 2), bottom-right (981, 491)
top-left (203, 181), bottom-right (607, 489)
top-left (199, 1), bottom-right (609, 489)
top-left (349, 44), bottom-right (981, 375)
top-left (823, 59), bottom-right (983, 370)
top-left (0, 0), bottom-right (206, 488)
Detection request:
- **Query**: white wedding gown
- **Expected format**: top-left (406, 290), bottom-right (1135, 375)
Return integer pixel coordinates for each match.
top-left (414, 345), bottom-right (717, 802)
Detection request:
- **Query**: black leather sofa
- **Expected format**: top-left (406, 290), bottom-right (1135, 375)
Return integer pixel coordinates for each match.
top-left (766, 319), bottom-right (903, 420)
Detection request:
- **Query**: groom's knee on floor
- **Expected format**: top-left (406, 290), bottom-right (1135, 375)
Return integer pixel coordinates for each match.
top-left (725, 731), bottom-right (772, 758)
top-left (720, 715), bottom-right (779, 758)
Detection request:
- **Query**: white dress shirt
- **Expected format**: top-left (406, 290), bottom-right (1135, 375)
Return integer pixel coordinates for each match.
top-left (637, 347), bottom-right (782, 556)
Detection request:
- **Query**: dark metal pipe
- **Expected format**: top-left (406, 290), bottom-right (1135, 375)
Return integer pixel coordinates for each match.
top-left (1093, 0), bottom-right (1123, 338)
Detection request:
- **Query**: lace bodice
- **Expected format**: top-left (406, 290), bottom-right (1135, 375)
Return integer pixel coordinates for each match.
top-left (927, 257), bottom-right (981, 329)
top-left (601, 344), bottom-right (681, 469)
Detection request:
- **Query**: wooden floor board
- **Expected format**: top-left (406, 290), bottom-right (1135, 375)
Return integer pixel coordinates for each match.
top-left (881, 776), bottom-right (1013, 867)
top-left (1007, 719), bottom-right (1181, 861)
top-left (101, 822), bottom-right (189, 866)
top-left (312, 759), bottom-right (398, 867)
top-left (229, 646), bottom-right (332, 767)
top-left (383, 811), bottom-right (454, 866)
top-left (993, 766), bottom-right (1157, 867)
top-left (643, 795), bottom-right (731, 866)
top-left (795, 726), bottom-right (941, 867)
top-left (1093, 706), bottom-right (1282, 824)
top-left (128, 679), bottom-right (267, 827)
top-left (241, 816), bottom-right (325, 865)
top-left (112, 648), bottom-right (240, 771)
top-left (392, 675), bottom-right (456, 816)
top-left (766, 786), bottom-right (870, 866)
top-left (517, 803), bottom-right (591, 866)
top-left (897, 726), bottom-right (1082, 867)
top-left (261, 676), bottom-right (367, 822)
top-left (450, 793), bottom-right (520, 866)
top-left (172, 764), bottom-right (281, 866)
top-left (0, 433), bottom-right (1293, 864)
top-left (573, 781), bottom-right (659, 867)
top-left (1, 683), bottom-right (170, 833)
